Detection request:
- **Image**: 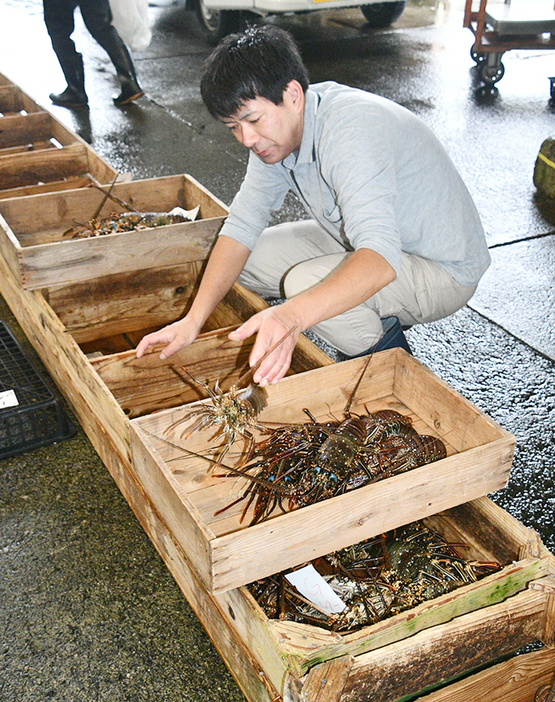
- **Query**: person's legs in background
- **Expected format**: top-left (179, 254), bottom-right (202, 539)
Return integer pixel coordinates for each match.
top-left (79, 0), bottom-right (143, 105)
top-left (43, 0), bottom-right (88, 107)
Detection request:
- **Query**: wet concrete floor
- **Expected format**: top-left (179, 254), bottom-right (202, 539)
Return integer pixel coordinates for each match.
top-left (1, 0), bottom-right (554, 699)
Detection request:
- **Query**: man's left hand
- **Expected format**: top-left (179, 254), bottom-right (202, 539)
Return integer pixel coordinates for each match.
top-left (228, 307), bottom-right (301, 386)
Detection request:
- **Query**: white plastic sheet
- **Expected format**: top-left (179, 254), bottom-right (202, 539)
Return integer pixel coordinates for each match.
top-left (109, 0), bottom-right (152, 52)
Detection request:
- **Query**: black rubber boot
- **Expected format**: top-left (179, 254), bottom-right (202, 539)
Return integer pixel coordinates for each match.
top-left (109, 43), bottom-right (144, 105)
top-left (347, 317), bottom-right (412, 359)
top-left (49, 54), bottom-right (88, 108)
top-left (113, 72), bottom-right (144, 106)
top-left (76, 0), bottom-right (144, 105)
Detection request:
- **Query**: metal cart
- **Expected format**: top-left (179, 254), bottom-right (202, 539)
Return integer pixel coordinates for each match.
top-left (464, 0), bottom-right (555, 88)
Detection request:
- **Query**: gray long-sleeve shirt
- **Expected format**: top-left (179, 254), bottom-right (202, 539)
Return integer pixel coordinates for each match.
top-left (219, 81), bottom-right (490, 288)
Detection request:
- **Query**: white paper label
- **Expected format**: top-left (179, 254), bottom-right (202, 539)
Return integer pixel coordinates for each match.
top-left (0, 389), bottom-right (19, 409)
top-left (285, 565), bottom-right (346, 614)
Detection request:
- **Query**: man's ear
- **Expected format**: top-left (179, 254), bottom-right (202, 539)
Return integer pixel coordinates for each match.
top-left (284, 80), bottom-right (305, 113)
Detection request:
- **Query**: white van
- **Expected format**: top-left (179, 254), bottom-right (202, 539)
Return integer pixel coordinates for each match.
top-left (186, 0), bottom-right (406, 43)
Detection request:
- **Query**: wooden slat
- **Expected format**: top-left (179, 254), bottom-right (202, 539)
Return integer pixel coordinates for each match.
top-left (45, 261), bottom-right (204, 341)
top-left (0, 208), bottom-right (24, 282)
top-left (0, 111), bottom-right (56, 149)
top-left (0, 139), bottom-right (57, 155)
top-left (400, 645), bottom-right (555, 702)
top-left (131, 421), bottom-right (216, 581)
top-left (0, 129), bottom-right (115, 192)
top-left (20, 217), bottom-right (222, 288)
top-left (184, 172), bottom-right (230, 218)
top-left (339, 589), bottom-right (549, 702)
top-left (301, 656), bottom-right (353, 701)
top-left (0, 143), bottom-right (90, 189)
top-left (0, 85), bottom-right (21, 113)
top-left (0, 84), bottom-right (40, 114)
top-left (431, 498), bottom-right (542, 565)
top-left (91, 329), bottom-right (255, 418)
top-left (0, 175), bottom-right (95, 199)
top-left (43, 271), bottom-right (268, 348)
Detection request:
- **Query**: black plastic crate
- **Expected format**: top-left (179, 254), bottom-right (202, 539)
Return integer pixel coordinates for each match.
top-left (0, 321), bottom-right (74, 459)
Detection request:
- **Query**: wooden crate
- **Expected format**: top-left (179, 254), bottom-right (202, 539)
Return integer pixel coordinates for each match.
top-left (223, 497), bottom-right (555, 702)
top-left (130, 350), bottom-right (516, 594)
top-left (0, 174), bottom-right (229, 288)
top-left (116, 494), bottom-right (550, 702)
top-left (0, 242), bottom-right (552, 702)
top-left (288, 561), bottom-right (555, 702)
top-left (0, 78), bottom-right (116, 196)
top-left (0, 111), bottom-right (86, 154)
top-left (0, 142), bottom-right (118, 199)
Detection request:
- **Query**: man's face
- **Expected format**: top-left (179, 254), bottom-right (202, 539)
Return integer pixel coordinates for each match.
top-left (221, 82), bottom-right (304, 164)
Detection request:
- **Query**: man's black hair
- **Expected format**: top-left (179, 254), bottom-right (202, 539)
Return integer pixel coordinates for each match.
top-left (200, 25), bottom-right (309, 120)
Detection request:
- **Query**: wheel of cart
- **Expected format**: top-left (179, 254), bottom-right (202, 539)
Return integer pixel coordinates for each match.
top-left (470, 45), bottom-right (485, 63)
top-left (477, 51), bottom-right (505, 84)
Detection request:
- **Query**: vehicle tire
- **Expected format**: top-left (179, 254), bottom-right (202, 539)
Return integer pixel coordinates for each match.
top-left (192, 0), bottom-right (243, 45)
top-left (361, 1), bottom-right (406, 28)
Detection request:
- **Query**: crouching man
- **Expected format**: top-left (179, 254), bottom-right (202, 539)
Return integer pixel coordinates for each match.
top-left (136, 25), bottom-right (489, 385)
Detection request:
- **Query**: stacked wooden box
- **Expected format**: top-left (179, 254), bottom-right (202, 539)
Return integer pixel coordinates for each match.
top-left (1, 74), bottom-right (554, 702)
top-left (0, 75), bottom-right (117, 198)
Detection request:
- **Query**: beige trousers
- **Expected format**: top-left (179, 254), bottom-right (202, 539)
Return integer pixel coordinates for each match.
top-left (238, 220), bottom-right (477, 355)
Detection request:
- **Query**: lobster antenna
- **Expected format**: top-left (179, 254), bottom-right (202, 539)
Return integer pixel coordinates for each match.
top-left (343, 320), bottom-right (393, 417)
top-left (91, 172), bottom-right (120, 220)
top-left (90, 176), bottom-right (141, 214)
top-left (169, 364), bottom-right (218, 401)
top-left (344, 354), bottom-right (373, 416)
top-left (138, 426), bottom-right (291, 494)
top-left (236, 325), bottom-right (298, 388)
